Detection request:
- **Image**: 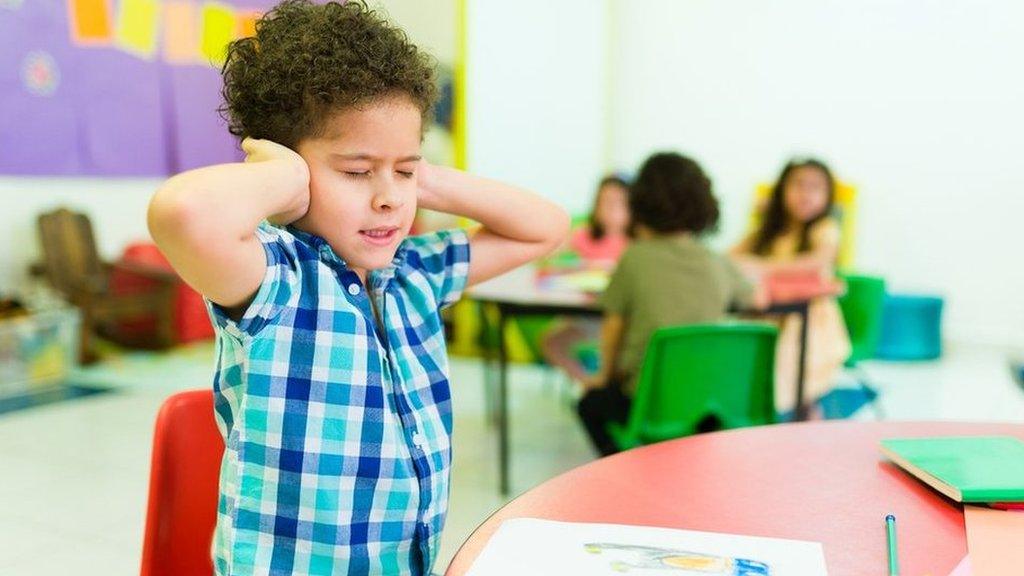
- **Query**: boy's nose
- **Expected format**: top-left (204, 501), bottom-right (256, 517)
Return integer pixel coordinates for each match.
top-left (372, 184), bottom-right (405, 211)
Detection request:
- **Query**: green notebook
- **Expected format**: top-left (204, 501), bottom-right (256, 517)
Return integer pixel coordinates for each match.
top-left (881, 436), bottom-right (1024, 503)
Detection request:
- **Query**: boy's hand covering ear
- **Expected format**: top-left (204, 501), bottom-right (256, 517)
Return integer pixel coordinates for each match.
top-left (242, 137), bottom-right (302, 166)
top-left (414, 159), bottom-right (442, 212)
top-left (241, 138), bottom-right (311, 225)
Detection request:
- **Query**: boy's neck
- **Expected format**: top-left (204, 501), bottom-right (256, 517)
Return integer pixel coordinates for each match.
top-left (352, 267), bottom-right (368, 286)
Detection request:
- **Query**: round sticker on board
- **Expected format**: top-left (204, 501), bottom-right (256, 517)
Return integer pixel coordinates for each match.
top-left (22, 51), bottom-right (60, 96)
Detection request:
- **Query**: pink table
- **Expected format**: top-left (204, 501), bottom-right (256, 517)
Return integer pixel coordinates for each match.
top-left (446, 421), bottom-right (1023, 576)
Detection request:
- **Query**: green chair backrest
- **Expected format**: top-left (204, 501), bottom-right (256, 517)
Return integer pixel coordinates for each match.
top-left (613, 323), bottom-right (778, 449)
top-left (513, 315), bottom-right (556, 364)
top-left (836, 273), bottom-right (886, 366)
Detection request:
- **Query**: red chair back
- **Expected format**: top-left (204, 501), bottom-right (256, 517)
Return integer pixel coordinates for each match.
top-left (140, 390), bottom-right (224, 576)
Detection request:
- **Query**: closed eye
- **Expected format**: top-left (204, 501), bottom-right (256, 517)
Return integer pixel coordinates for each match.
top-left (397, 171), bottom-right (415, 179)
top-left (343, 171), bottom-right (370, 178)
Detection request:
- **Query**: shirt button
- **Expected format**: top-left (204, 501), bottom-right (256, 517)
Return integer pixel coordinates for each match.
top-left (347, 284), bottom-right (361, 296)
top-left (412, 431), bottom-right (425, 450)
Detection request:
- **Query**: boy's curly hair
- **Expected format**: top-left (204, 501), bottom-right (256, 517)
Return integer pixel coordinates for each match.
top-left (219, 0), bottom-right (438, 149)
top-left (629, 152), bottom-right (720, 235)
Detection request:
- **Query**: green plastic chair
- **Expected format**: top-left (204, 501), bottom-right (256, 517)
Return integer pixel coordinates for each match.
top-left (837, 273), bottom-right (887, 367)
top-left (825, 272), bottom-right (887, 419)
top-left (608, 323), bottom-right (778, 451)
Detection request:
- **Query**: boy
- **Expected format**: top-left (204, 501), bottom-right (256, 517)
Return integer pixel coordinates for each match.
top-left (577, 152), bottom-right (763, 456)
top-left (147, 1), bottom-right (569, 574)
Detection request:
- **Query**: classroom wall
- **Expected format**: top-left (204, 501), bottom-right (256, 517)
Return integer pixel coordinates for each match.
top-left (464, 0), bottom-right (610, 216)
top-left (0, 0), bottom-right (460, 296)
top-left (0, 178), bottom-right (157, 294)
top-left (608, 0), bottom-right (1024, 346)
top-left (5, 1), bottom-right (1021, 348)
top-left (3, 0), bottom-right (611, 292)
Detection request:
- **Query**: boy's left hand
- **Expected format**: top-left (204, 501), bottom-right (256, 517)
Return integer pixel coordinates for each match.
top-left (415, 159), bottom-right (444, 212)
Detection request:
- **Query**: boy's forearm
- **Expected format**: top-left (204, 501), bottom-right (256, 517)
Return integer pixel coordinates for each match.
top-left (150, 159), bottom-right (308, 242)
top-left (419, 166), bottom-right (567, 245)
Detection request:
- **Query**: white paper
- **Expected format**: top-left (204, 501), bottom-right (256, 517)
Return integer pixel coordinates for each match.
top-left (465, 518), bottom-right (828, 576)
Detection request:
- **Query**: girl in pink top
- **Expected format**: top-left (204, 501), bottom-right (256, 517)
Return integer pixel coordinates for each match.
top-left (541, 175), bottom-right (631, 381)
top-left (569, 176), bottom-right (631, 265)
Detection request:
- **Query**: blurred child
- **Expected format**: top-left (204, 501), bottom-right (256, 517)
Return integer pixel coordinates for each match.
top-left (568, 175), bottom-right (631, 266)
top-left (540, 175), bottom-right (631, 381)
top-left (578, 153), bottom-right (761, 456)
top-left (731, 158), bottom-right (851, 414)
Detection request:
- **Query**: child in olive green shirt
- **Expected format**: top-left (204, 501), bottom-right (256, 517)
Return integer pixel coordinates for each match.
top-left (578, 152), bottom-right (761, 456)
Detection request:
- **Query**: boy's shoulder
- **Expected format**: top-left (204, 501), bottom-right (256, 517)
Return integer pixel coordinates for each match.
top-left (625, 234), bottom-right (710, 258)
top-left (394, 228), bottom-right (469, 268)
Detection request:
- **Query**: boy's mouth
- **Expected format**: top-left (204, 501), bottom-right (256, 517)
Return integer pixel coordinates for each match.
top-left (359, 226), bottom-right (400, 246)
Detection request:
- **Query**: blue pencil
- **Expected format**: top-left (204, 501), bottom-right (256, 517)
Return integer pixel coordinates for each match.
top-left (885, 514), bottom-right (899, 576)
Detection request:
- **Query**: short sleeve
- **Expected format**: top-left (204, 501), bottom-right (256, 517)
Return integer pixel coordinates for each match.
top-left (599, 248), bottom-right (633, 315)
top-left (722, 255), bottom-right (755, 309)
top-left (568, 227), bottom-right (591, 254)
top-left (399, 228), bottom-right (471, 309)
top-left (206, 222), bottom-right (302, 338)
top-left (809, 218), bottom-right (841, 251)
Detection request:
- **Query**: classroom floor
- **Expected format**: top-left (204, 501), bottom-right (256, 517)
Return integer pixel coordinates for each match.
top-left (1, 343), bottom-right (1022, 575)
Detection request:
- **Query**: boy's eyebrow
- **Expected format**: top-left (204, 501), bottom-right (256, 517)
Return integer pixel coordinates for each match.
top-left (331, 153), bottom-right (423, 163)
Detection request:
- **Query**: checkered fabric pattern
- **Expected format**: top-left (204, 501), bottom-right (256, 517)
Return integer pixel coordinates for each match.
top-left (207, 223), bottom-right (470, 575)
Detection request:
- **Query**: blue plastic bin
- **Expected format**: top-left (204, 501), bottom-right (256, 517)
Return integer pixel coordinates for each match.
top-left (875, 295), bottom-right (944, 360)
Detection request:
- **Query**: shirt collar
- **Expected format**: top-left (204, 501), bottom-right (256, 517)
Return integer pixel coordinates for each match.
top-left (284, 224), bottom-right (407, 289)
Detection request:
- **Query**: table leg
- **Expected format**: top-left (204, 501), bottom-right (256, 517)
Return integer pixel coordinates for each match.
top-left (479, 303), bottom-right (498, 426)
top-left (794, 302), bottom-right (811, 421)
top-left (498, 304), bottom-right (510, 496)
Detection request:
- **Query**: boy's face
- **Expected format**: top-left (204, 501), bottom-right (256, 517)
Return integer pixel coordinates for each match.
top-left (295, 95), bottom-right (422, 283)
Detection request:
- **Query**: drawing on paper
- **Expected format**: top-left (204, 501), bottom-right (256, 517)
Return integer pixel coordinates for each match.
top-left (584, 543), bottom-right (771, 575)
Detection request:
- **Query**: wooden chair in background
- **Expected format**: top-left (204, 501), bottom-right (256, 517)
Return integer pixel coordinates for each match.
top-left (35, 208), bottom-right (177, 363)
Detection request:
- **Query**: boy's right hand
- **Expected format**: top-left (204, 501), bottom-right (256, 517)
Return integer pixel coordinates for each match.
top-left (241, 138), bottom-right (311, 225)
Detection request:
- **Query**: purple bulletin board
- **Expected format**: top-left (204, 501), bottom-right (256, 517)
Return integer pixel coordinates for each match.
top-left (1, 0), bottom-right (275, 176)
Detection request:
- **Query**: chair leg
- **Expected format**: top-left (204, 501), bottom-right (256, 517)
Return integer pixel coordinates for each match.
top-left (78, 307), bottom-right (98, 365)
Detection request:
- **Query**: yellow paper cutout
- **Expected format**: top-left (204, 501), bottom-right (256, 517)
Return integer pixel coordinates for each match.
top-left (116, 0), bottom-right (160, 59)
top-left (163, 1), bottom-right (199, 63)
top-left (200, 2), bottom-right (236, 67)
top-left (68, 0), bottom-right (113, 45)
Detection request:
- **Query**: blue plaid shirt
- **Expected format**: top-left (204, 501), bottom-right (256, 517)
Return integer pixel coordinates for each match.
top-left (207, 223), bottom-right (470, 575)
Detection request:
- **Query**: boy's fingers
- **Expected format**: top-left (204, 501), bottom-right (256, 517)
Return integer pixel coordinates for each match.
top-left (240, 137), bottom-right (259, 156)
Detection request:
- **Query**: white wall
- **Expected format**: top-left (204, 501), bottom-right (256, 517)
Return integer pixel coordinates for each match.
top-left (5, 0), bottom-right (1021, 347)
top-left (465, 0), bottom-right (610, 216)
top-left (378, 0), bottom-right (457, 64)
top-left (609, 0), bottom-right (1024, 346)
top-left (0, 178), bottom-right (158, 293)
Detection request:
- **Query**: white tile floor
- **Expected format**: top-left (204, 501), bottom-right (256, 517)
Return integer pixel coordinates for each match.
top-left (1, 344), bottom-right (1022, 575)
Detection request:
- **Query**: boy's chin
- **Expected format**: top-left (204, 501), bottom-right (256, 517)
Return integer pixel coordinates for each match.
top-left (349, 248), bottom-right (402, 271)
